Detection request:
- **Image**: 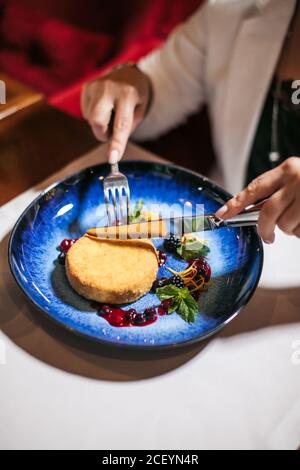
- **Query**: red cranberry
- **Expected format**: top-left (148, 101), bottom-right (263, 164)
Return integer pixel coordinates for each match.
top-left (188, 258), bottom-right (201, 269)
top-left (109, 310), bottom-right (128, 327)
top-left (158, 298), bottom-right (173, 316)
top-left (100, 304), bottom-right (112, 315)
top-left (158, 251), bottom-right (167, 267)
top-left (60, 239), bottom-right (71, 252)
top-left (189, 258), bottom-right (211, 282)
top-left (197, 259), bottom-right (211, 281)
top-left (92, 304), bottom-right (158, 328)
top-left (161, 299), bottom-right (173, 309)
top-left (59, 238), bottom-right (77, 253)
top-left (204, 264), bottom-right (211, 282)
top-left (158, 306), bottom-right (167, 316)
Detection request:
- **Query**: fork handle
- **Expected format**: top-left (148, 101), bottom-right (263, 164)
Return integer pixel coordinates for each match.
top-left (110, 163), bottom-right (119, 175)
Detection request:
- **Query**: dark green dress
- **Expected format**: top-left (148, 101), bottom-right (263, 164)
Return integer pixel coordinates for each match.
top-left (245, 78), bottom-right (300, 186)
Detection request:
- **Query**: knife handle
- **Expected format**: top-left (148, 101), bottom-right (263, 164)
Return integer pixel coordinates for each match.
top-left (240, 198), bottom-right (268, 214)
top-left (224, 198), bottom-right (268, 227)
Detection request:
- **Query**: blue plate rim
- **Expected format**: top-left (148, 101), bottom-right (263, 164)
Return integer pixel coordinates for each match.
top-left (8, 159), bottom-right (264, 351)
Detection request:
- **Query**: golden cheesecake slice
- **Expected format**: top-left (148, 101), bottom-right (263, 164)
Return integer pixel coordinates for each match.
top-left (65, 235), bottom-right (158, 304)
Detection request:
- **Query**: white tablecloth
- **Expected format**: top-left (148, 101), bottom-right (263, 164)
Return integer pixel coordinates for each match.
top-left (1, 143), bottom-right (300, 450)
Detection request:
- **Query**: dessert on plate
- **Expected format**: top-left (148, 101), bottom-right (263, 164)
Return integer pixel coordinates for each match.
top-left (65, 236), bottom-right (158, 304)
top-left (57, 200), bottom-right (211, 327)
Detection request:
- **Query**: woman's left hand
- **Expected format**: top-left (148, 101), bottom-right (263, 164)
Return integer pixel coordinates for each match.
top-left (215, 157), bottom-right (300, 243)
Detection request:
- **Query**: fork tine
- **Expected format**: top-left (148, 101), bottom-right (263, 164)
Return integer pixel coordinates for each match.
top-left (105, 187), bottom-right (117, 226)
top-left (110, 187), bottom-right (118, 224)
top-left (104, 187), bottom-right (112, 226)
top-left (102, 166), bottom-right (131, 227)
top-left (117, 186), bottom-right (126, 226)
top-left (124, 187), bottom-right (130, 224)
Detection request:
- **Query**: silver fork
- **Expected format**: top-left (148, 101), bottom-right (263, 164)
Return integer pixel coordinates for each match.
top-left (103, 162), bottom-right (131, 225)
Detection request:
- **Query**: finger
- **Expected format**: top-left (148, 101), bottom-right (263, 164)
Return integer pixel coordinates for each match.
top-left (257, 187), bottom-right (294, 243)
top-left (108, 99), bottom-right (136, 163)
top-left (80, 84), bottom-right (90, 120)
top-left (293, 222), bottom-right (300, 238)
top-left (89, 99), bottom-right (114, 142)
top-left (215, 165), bottom-right (285, 219)
top-left (277, 198), bottom-right (300, 235)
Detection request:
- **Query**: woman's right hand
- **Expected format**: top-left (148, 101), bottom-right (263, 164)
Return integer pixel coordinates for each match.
top-left (81, 65), bottom-right (151, 164)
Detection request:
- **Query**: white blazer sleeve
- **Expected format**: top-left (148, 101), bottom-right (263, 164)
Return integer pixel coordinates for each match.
top-left (133, 3), bottom-right (208, 141)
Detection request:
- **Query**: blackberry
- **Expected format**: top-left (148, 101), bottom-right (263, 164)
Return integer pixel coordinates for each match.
top-left (144, 307), bottom-right (157, 321)
top-left (164, 234), bottom-right (181, 253)
top-left (133, 312), bottom-right (147, 325)
top-left (152, 277), bottom-right (169, 290)
top-left (170, 275), bottom-right (184, 289)
top-left (128, 308), bottom-right (137, 316)
top-left (126, 308), bottom-right (137, 323)
top-left (58, 252), bottom-right (66, 265)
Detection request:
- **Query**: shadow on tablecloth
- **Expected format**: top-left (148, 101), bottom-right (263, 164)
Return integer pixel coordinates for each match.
top-left (1, 230), bottom-right (300, 382)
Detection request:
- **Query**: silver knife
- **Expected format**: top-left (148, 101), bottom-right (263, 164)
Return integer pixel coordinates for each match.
top-left (86, 204), bottom-right (262, 240)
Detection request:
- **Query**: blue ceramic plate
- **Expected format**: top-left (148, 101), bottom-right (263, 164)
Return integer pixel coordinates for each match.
top-left (9, 161), bottom-right (263, 350)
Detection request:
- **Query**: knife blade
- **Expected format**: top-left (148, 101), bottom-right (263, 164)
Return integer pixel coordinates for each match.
top-left (86, 214), bottom-right (225, 240)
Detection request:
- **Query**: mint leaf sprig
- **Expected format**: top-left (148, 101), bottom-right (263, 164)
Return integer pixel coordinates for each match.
top-left (156, 285), bottom-right (199, 323)
top-left (129, 199), bottom-right (145, 224)
top-left (176, 236), bottom-right (210, 261)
